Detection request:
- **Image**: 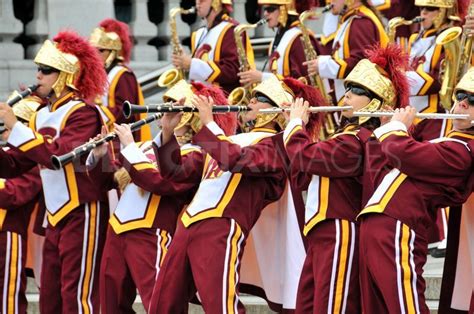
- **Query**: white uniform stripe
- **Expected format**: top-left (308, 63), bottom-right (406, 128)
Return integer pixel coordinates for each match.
top-left (441, 208), bottom-right (448, 240)
top-left (222, 219), bottom-right (236, 314)
top-left (327, 219), bottom-right (341, 314)
top-left (87, 202), bottom-right (100, 313)
top-left (233, 232), bottom-right (245, 313)
top-left (409, 230), bottom-right (420, 314)
top-left (341, 222), bottom-right (356, 313)
top-left (155, 229), bottom-right (163, 279)
top-left (395, 221), bottom-right (406, 314)
top-left (14, 234), bottom-right (22, 314)
top-left (3, 232), bottom-right (11, 314)
top-left (77, 204), bottom-right (90, 314)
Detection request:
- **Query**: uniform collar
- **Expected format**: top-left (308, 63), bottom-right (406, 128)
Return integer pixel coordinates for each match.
top-left (251, 127), bottom-right (278, 134)
top-left (50, 91), bottom-right (75, 112)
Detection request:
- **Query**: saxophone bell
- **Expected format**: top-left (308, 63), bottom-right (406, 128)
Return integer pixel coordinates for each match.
top-left (157, 6), bottom-right (196, 88)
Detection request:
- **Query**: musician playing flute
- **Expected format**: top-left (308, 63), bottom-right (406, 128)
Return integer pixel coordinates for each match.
top-left (238, 0), bottom-right (320, 84)
top-left (0, 31), bottom-right (108, 313)
top-left (88, 80), bottom-right (200, 313)
top-left (356, 50), bottom-right (474, 314)
top-left (406, 0), bottom-right (467, 257)
top-left (283, 44), bottom-right (409, 314)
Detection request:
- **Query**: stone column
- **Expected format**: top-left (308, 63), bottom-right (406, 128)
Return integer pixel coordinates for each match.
top-left (130, 0), bottom-right (159, 61)
top-left (157, 0), bottom-right (196, 61)
top-left (26, 0), bottom-right (50, 59)
top-left (46, 0), bottom-right (114, 36)
top-left (0, 0), bottom-right (24, 60)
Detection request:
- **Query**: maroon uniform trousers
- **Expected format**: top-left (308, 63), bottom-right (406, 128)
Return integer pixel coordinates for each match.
top-left (149, 218), bottom-right (246, 314)
top-left (359, 214), bottom-right (429, 314)
top-left (40, 202), bottom-right (108, 314)
top-left (295, 219), bottom-right (359, 314)
top-left (100, 226), bottom-right (171, 313)
top-left (0, 232), bottom-right (27, 314)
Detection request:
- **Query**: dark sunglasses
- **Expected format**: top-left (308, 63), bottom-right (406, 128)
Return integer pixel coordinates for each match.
top-left (255, 94), bottom-right (277, 107)
top-left (419, 6), bottom-right (439, 12)
top-left (455, 91), bottom-right (474, 105)
top-left (345, 84), bottom-right (373, 98)
top-left (37, 65), bottom-right (59, 75)
top-left (262, 5), bottom-right (278, 13)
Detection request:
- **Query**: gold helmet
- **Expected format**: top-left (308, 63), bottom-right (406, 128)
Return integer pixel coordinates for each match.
top-left (211, 0), bottom-right (233, 11)
top-left (251, 75), bottom-right (295, 129)
top-left (258, 0), bottom-right (296, 26)
top-left (34, 31), bottom-right (107, 102)
top-left (414, 0), bottom-right (456, 28)
top-left (90, 18), bottom-right (133, 68)
top-left (34, 40), bottom-right (80, 98)
top-left (454, 67), bottom-right (474, 95)
top-left (344, 44), bottom-right (410, 124)
top-left (162, 80), bottom-right (197, 133)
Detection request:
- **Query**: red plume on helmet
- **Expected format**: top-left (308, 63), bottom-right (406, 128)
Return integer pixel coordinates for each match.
top-left (364, 43), bottom-right (410, 109)
top-left (283, 77), bottom-right (327, 140)
top-left (191, 82), bottom-right (237, 136)
top-left (456, 0), bottom-right (470, 22)
top-left (99, 18), bottom-right (133, 63)
top-left (295, 0), bottom-right (317, 13)
top-left (53, 30), bottom-right (107, 103)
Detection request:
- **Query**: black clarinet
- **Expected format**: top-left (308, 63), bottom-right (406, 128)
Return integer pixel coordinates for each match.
top-left (50, 113), bottom-right (161, 170)
top-left (123, 101), bottom-right (249, 118)
top-left (6, 85), bottom-right (38, 106)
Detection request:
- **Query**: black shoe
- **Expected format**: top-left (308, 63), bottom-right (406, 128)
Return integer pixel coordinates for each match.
top-left (430, 247), bottom-right (446, 258)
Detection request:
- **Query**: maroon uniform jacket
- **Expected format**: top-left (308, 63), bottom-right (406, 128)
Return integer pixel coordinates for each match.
top-left (189, 12), bottom-right (251, 95)
top-left (284, 120), bottom-right (366, 235)
top-left (155, 124), bottom-right (286, 235)
top-left (264, 19), bottom-right (321, 82)
top-left (359, 121), bottom-right (474, 238)
top-left (91, 141), bottom-right (198, 235)
top-left (0, 92), bottom-right (107, 226)
top-left (0, 166), bottom-right (42, 236)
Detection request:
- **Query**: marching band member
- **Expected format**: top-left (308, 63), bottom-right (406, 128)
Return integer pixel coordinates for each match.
top-left (438, 67), bottom-right (474, 314)
top-left (0, 31), bottom-right (108, 313)
top-left (407, 0), bottom-right (465, 141)
top-left (238, 0), bottom-right (320, 84)
top-left (284, 44), bottom-right (409, 314)
top-left (171, 0), bottom-right (251, 95)
top-left (90, 18), bottom-right (151, 142)
top-left (87, 80), bottom-right (199, 313)
top-left (0, 100), bottom-right (42, 314)
top-left (148, 77), bottom-right (295, 313)
top-left (406, 0), bottom-right (467, 256)
top-left (305, 0), bottom-right (388, 105)
top-left (356, 56), bottom-right (474, 314)
top-left (375, 0), bottom-right (418, 48)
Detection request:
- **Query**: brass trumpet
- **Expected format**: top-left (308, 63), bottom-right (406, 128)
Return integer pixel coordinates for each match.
top-left (123, 100), bottom-right (249, 118)
top-left (51, 113), bottom-right (162, 170)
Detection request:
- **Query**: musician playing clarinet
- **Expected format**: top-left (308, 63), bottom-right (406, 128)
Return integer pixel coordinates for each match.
top-left (0, 31), bottom-right (108, 313)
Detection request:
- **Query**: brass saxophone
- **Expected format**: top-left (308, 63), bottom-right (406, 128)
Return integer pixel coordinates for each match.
top-left (387, 16), bottom-right (424, 43)
top-left (228, 18), bottom-right (267, 106)
top-left (456, 1), bottom-right (474, 83)
top-left (157, 7), bottom-right (196, 88)
top-left (300, 4), bottom-right (335, 138)
top-left (436, 26), bottom-right (462, 110)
